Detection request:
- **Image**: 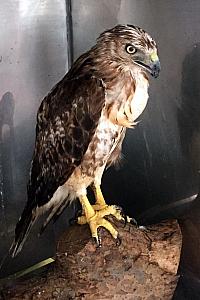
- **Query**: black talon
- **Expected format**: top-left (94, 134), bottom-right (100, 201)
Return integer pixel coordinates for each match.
top-left (98, 237), bottom-right (102, 248)
top-left (130, 217), bottom-right (138, 227)
top-left (122, 212), bottom-right (127, 227)
top-left (93, 236), bottom-right (102, 248)
top-left (93, 229), bottom-right (102, 247)
top-left (116, 235), bottom-right (122, 246)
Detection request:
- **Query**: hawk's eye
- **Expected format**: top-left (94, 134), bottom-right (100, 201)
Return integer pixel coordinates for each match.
top-left (126, 44), bottom-right (137, 54)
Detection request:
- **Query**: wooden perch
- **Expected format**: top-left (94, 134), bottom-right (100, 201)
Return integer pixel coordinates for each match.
top-left (4, 219), bottom-right (182, 300)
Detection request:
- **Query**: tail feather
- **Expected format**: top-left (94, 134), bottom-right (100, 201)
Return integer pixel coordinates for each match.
top-left (10, 205), bottom-right (37, 257)
top-left (39, 199), bottom-right (70, 236)
top-left (10, 186), bottom-right (71, 257)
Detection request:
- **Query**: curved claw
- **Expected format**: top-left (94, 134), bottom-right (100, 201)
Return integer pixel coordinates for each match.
top-left (115, 235), bottom-right (122, 246)
top-left (121, 212), bottom-right (127, 228)
top-left (93, 235), bottom-right (102, 248)
top-left (129, 217), bottom-right (138, 227)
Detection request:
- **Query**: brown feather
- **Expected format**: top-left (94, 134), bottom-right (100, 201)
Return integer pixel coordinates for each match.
top-left (11, 24), bottom-right (159, 257)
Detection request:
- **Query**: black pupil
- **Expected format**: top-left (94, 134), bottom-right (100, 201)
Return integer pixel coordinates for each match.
top-left (127, 45), bottom-right (135, 53)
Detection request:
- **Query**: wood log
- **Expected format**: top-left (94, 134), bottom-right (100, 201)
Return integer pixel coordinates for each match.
top-left (4, 219), bottom-right (182, 300)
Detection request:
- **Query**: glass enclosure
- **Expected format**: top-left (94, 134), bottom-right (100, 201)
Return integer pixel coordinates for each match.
top-left (1, 1), bottom-right (200, 298)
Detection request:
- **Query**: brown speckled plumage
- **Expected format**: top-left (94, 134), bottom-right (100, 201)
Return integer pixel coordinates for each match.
top-left (11, 24), bottom-right (160, 256)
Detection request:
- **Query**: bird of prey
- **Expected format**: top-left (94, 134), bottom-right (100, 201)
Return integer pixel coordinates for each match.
top-left (11, 24), bottom-right (160, 257)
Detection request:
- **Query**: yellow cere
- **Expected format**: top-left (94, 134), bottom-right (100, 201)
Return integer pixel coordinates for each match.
top-left (150, 52), bottom-right (159, 62)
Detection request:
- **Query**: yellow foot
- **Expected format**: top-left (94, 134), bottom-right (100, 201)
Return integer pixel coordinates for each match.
top-left (91, 203), bottom-right (108, 211)
top-left (77, 205), bottom-right (125, 246)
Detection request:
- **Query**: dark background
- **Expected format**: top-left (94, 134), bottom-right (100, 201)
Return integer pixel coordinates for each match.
top-left (1, 0), bottom-right (200, 298)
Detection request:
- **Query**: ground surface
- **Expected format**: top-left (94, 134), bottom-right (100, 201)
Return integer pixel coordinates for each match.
top-left (2, 219), bottom-right (182, 299)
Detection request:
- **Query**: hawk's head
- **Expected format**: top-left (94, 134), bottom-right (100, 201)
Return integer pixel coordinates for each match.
top-left (96, 24), bottom-right (160, 78)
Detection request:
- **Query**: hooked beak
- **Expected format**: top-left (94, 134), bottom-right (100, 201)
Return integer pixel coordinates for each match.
top-left (135, 52), bottom-right (161, 78)
top-left (149, 59), bottom-right (161, 78)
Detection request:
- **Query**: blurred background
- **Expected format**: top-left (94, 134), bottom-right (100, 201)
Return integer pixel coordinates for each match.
top-left (1, 1), bottom-right (200, 298)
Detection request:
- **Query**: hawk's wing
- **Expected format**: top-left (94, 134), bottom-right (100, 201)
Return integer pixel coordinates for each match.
top-left (11, 75), bottom-right (105, 256)
top-left (29, 75), bottom-right (105, 206)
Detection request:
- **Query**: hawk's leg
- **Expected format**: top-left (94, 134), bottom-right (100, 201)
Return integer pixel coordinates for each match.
top-left (78, 195), bottom-right (122, 245)
top-left (91, 184), bottom-right (137, 226)
top-left (79, 184), bottom-right (125, 222)
top-left (91, 184), bottom-right (107, 210)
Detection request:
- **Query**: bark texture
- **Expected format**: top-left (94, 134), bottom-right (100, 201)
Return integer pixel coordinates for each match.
top-left (3, 219), bottom-right (182, 300)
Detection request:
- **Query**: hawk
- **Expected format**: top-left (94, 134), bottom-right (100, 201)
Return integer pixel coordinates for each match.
top-left (11, 24), bottom-right (160, 256)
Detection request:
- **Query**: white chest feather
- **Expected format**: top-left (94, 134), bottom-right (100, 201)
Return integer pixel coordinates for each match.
top-left (106, 71), bottom-right (149, 128)
top-left (130, 75), bottom-right (149, 122)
